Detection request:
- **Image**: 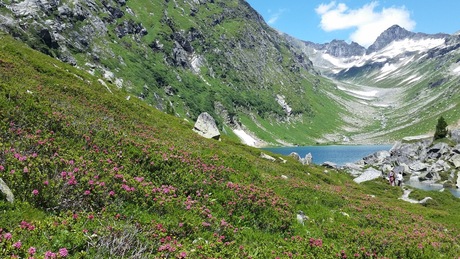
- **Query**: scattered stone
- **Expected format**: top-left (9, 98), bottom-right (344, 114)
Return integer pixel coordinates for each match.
top-left (260, 152), bottom-right (276, 162)
top-left (278, 157), bottom-right (287, 164)
top-left (340, 211), bottom-right (350, 217)
top-left (451, 129), bottom-right (460, 144)
top-left (296, 210), bottom-right (309, 225)
top-left (322, 161), bottom-right (337, 168)
top-left (0, 178), bottom-right (14, 203)
top-left (281, 175), bottom-right (288, 179)
top-left (450, 154), bottom-right (460, 168)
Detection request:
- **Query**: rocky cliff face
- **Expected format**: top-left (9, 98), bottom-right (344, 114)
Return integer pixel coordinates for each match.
top-left (0, 0), bottom-right (322, 146)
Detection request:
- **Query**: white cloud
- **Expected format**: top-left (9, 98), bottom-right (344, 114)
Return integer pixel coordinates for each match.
top-left (315, 1), bottom-right (416, 47)
top-left (267, 8), bottom-right (287, 25)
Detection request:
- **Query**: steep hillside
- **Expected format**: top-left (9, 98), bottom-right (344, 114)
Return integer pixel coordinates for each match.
top-left (2, 35), bottom-right (460, 258)
top-left (0, 0), bottom-right (348, 146)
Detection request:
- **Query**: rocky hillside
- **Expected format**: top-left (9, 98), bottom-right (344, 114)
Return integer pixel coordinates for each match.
top-left (0, 0), bottom-right (346, 146)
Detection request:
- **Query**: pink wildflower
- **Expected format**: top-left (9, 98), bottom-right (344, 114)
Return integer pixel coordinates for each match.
top-left (59, 248), bottom-right (68, 257)
top-left (28, 247), bottom-right (36, 255)
top-left (12, 241), bottom-right (21, 249)
top-left (32, 189), bottom-right (39, 196)
top-left (4, 232), bottom-right (12, 240)
top-left (202, 222), bottom-right (211, 227)
top-left (44, 251), bottom-right (56, 259)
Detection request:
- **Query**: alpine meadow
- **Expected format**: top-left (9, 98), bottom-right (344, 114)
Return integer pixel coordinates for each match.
top-left (1, 0), bottom-right (460, 258)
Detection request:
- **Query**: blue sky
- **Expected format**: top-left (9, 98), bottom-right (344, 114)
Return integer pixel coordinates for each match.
top-left (245, 0), bottom-right (460, 47)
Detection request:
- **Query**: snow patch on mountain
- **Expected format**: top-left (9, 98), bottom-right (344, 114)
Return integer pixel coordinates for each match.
top-left (318, 38), bottom-right (445, 72)
top-left (451, 64), bottom-right (460, 75)
top-left (321, 54), bottom-right (364, 71)
top-left (233, 129), bottom-right (258, 147)
top-left (399, 74), bottom-right (422, 85)
top-left (370, 38), bottom-right (445, 61)
top-left (337, 86), bottom-right (378, 100)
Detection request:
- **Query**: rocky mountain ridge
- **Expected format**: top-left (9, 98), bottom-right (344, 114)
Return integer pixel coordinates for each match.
top-left (366, 25), bottom-right (449, 54)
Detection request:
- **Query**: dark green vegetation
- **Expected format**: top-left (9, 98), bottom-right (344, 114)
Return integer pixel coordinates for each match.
top-left (1, 36), bottom-right (460, 258)
top-left (434, 116), bottom-right (448, 140)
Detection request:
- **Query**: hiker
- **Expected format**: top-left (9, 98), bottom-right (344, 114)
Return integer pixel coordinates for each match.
top-left (396, 172), bottom-right (403, 187)
top-left (388, 171), bottom-right (395, 186)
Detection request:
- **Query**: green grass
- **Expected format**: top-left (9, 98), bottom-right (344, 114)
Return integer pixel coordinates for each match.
top-left (2, 34), bottom-right (460, 258)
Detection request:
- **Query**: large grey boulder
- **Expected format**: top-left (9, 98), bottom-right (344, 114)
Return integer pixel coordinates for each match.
top-left (288, 152), bottom-right (312, 165)
top-left (304, 153), bottom-right (312, 165)
top-left (450, 154), bottom-right (460, 168)
top-left (0, 178), bottom-right (14, 203)
top-left (427, 142), bottom-right (450, 160)
top-left (409, 161), bottom-right (428, 172)
top-left (363, 150), bottom-right (390, 165)
top-left (353, 168), bottom-right (382, 183)
top-left (393, 164), bottom-right (409, 174)
top-left (451, 129), bottom-right (460, 144)
top-left (390, 140), bottom-right (430, 165)
top-left (193, 112), bottom-right (220, 140)
top-left (289, 152), bottom-right (301, 161)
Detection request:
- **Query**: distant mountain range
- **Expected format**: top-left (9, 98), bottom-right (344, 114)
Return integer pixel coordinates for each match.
top-left (1, 1), bottom-right (460, 145)
top-left (301, 25), bottom-right (453, 75)
top-left (298, 24), bottom-right (460, 142)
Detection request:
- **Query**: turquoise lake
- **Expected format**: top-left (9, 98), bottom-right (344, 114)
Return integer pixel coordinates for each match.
top-left (264, 144), bottom-right (460, 198)
top-left (263, 144), bottom-right (393, 166)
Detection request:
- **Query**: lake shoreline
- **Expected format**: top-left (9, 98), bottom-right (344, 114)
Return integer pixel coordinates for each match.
top-left (262, 144), bottom-right (393, 166)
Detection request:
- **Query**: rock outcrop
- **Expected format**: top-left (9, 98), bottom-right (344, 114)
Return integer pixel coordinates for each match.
top-left (0, 178), bottom-right (14, 203)
top-left (193, 112), bottom-right (220, 140)
top-left (347, 131), bottom-right (460, 186)
top-left (289, 152), bottom-right (312, 165)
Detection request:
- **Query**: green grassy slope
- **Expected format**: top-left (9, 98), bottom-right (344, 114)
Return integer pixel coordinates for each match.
top-left (0, 0), bottom-right (353, 146)
top-left (1, 36), bottom-right (460, 258)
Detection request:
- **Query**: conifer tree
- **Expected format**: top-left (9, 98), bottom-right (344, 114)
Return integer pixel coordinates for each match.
top-left (434, 116), bottom-right (448, 140)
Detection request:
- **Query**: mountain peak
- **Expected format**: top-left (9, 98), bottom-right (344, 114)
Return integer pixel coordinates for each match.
top-left (366, 25), bottom-right (414, 53)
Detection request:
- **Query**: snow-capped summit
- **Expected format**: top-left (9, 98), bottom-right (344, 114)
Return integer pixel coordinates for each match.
top-left (301, 24), bottom-right (452, 76)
